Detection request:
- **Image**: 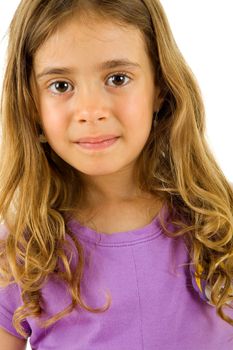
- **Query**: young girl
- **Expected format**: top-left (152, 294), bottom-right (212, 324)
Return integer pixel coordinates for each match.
top-left (0, 0), bottom-right (233, 349)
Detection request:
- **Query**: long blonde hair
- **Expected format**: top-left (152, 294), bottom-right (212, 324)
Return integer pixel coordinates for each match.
top-left (1, 0), bottom-right (233, 338)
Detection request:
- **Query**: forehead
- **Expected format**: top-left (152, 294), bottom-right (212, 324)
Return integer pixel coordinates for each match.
top-left (34, 17), bottom-right (150, 70)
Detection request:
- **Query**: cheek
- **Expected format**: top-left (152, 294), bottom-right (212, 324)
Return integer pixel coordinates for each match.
top-left (40, 98), bottom-right (68, 136)
top-left (118, 93), bottom-right (153, 129)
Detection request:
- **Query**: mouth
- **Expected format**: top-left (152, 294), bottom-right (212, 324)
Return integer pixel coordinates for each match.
top-left (75, 136), bottom-right (120, 150)
top-left (77, 135), bottom-right (120, 144)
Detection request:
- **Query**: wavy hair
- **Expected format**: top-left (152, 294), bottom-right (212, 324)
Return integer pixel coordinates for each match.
top-left (0, 0), bottom-right (233, 338)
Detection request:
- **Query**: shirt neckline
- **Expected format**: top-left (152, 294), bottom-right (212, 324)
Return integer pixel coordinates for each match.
top-left (67, 204), bottom-right (168, 246)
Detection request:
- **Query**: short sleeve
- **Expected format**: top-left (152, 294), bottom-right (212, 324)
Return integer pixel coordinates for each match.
top-left (0, 223), bottom-right (31, 338)
top-left (0, 282), bottom-right (31, 339)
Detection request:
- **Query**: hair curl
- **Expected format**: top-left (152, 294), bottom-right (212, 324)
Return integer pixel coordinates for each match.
top-left (1, 0), bottom-right (233, 338)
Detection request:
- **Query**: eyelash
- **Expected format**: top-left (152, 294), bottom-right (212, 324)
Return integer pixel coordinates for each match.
top-left (47, 73), bottom-right (132, 95)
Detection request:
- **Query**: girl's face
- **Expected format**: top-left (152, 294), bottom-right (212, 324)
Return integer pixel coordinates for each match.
top-left (34, 16), bottom-right (161, 177)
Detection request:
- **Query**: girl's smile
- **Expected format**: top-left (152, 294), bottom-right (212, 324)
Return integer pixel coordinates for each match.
top-left (75, 136), bottom-right (120, 151)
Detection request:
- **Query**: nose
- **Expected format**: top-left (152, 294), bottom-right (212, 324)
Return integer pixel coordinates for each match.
top-left (73, 84), bottom-right (109, 125)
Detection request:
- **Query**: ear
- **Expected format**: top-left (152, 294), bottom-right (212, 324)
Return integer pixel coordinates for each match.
top-left (153, 85), bottom-right (164, 112)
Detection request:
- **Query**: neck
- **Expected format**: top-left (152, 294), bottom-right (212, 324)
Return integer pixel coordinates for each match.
top-left (79, 164), bottom-right (149, 207)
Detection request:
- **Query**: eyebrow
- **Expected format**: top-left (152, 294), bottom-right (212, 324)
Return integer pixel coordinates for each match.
top-left (36, 59), bottom-right (141, 80)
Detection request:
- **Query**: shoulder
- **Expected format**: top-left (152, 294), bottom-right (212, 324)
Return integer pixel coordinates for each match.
top-left (0, 223), bottom-right (9, 240)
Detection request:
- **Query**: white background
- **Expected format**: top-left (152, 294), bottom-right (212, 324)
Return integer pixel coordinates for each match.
top-left (0, 1), bottom-right (232, 349)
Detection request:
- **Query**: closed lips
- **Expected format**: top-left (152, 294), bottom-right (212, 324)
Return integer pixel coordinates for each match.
top-left (77, 136), bottom-right (119, 143)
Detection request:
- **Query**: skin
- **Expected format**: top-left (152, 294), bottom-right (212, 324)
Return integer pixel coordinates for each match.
top-left (34, 15), bottom-right (162, 212)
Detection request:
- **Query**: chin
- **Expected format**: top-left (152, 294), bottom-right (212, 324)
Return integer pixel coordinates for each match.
top-left (74, 164), bottom-right (121, 177)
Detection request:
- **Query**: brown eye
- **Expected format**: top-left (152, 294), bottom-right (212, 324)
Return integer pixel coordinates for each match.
top-left (48, 81), bottom-right (73, 94)
top-left (107, 74), bottom-right (131, 87)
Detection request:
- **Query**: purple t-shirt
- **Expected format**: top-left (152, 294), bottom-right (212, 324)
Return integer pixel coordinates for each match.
top-left (1, 206), bottom-right (233, 349)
